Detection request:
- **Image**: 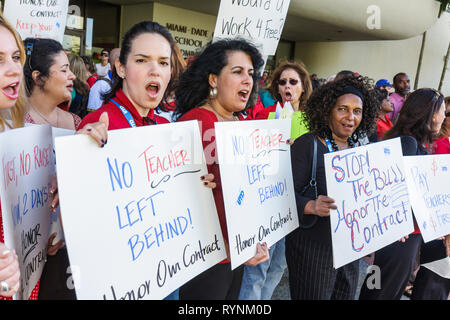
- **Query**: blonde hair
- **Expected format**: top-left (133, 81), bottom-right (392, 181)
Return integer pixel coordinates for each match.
top-left (0, 12), bottom-right (25, 131)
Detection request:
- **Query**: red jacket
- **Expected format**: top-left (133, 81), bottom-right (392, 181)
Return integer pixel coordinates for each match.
top-left (79, 89), bottom-right (169, 130)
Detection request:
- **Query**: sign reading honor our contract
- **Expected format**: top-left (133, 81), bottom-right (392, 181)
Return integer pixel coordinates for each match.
top-left (403, 154), bottom-right (450, 242)
top-left (324, 138), bottom-right (414, 269)
top-left (215, 119), bottom-right (298, 269)
top-left (55, 121), bottom-right (226, 300)
top-left (3, 0), bottom-right (69, 43)
top-left (0, 125), bottom-right (54, 300)
top-left (213, 0), bottom-right (291, 56)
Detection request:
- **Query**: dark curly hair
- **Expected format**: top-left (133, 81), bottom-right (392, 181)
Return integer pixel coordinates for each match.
top-left (174, 38), bottom-right (264, 120)
top-left (304, 75), bottom-right (380, 140)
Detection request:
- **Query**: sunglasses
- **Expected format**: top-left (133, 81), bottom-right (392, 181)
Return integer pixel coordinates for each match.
top-left (446, 112), bottom-right (450, 117)
top-left (101, 53), bottom-right (109, 57)
top-left (278, 79), bottom-right (299, 86)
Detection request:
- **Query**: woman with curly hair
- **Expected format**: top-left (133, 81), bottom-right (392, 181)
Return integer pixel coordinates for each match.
top-left (175, 38), bottom-right (270, 300)
top-left (359, 88), bottom-right (448, 300)
top-left (286, 75), bottom-right (379, 300)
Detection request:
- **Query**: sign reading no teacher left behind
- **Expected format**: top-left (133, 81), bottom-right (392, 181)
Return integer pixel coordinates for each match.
top-left (3, 0), bottom-right (69, 43)
top-left (213, 0), bottom-right (291, 57)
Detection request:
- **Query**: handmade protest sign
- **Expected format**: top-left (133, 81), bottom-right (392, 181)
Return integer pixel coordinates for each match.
top-left (0, 125), bottom-right (54, 300)
top-left (215, 119), bottom-right (298, 269)
top-left (324, 138), bottom-right (414, 269)
top-left (55, 121), bottom-right (226, 300)
top-left (213, 0), bottom-right (291, 56)
top-left (3, 0), bottom-right (69, 43)
top-left (403, 154), bottom-right (450, 242)
top-left (49, 127), bottom-right (74, 245)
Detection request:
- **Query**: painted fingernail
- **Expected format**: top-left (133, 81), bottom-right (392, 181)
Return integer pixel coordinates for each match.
top-left (101, 138), bottom-right (105, 144)
top-left (87, 128), bottom-right (92, 132)
top-left (200, 175), bottom-right (205, 180)
top-left (203, 181), bottom-right (208, 185)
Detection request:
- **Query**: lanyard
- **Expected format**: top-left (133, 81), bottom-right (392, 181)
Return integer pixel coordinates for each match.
top-left (324, 138), bottom-right (334, 153)
top-left (110, 99), bottom-right (137, 128)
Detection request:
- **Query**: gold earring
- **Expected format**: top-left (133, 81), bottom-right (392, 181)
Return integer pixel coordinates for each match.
top-left (209, 87), bottom-right (218, 98)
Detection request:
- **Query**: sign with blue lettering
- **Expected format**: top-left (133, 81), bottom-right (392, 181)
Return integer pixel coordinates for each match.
top-left (215, 119), bottom-right (298, 269)
top-left (0, 125), bottom-right (54, 299)
top-left (324, 138), bottom-right (414, 268)
top-left (55, 121), bottom-right (226, 299)
top-left (403, 154), bottom-right (450, 242)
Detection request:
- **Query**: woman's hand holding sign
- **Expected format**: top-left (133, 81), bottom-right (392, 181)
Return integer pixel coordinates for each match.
top-left (304, 195), bottom-right (337, 217)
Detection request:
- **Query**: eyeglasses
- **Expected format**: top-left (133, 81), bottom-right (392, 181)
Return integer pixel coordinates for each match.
top-left (278, 79), bottom-right (299, 86)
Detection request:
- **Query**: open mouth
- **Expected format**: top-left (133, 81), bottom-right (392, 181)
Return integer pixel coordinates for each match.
top-left (283, 92), bottom-right (292, 101)
top-left (2, 82), bottom-right (19, 100)
top-left (238, 89), bottom-right (249, 101)
top-left (342, 123), bottom-right (354, 131)
top-left (146, 82), bottom-right (160, 99)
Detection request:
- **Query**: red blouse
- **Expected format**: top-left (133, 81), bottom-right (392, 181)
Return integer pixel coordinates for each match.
top-left (79, 89), bottom-right (169, 130)
top-left (433, 136), bottom-right (450, 155)
top-left (177, 108), bottom-right (231, 263)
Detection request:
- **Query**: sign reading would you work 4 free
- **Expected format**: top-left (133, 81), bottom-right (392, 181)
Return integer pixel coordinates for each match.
top-left (213, 0), bottom-right (291, 56)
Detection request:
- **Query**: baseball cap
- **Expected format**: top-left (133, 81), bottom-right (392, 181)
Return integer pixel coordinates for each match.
top-left (376, 79), bottom-right (392, 88)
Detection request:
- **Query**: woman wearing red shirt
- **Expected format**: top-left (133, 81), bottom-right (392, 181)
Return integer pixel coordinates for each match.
top-left (360, 88), bottom-right (447, 300)
top-left (0, 12), bottom-right (26, 300)
top-left (433, 96), bottom-right (450, 155)
top-left (174, 39), bottom-right (270, 300)
top-left (79, 21), bottom-right (211, 300)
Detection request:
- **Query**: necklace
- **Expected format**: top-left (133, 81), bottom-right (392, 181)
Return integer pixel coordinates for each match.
top-left (30, 104), bottom-right (59, 127)
top-left (324, 134), bottom-right (356, 152)
top-left (204, 103), bottom-right (239, 122)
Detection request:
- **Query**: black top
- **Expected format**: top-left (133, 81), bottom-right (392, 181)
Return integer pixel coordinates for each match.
top-left (291, 133), bottom-right (332, 244)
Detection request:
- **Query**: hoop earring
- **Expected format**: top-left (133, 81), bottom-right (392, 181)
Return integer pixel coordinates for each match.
top-left (209, 87), bottom-right (218, 99)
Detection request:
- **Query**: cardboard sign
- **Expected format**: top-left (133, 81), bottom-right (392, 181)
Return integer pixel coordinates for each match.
top-left (215, 119), bottom-right (298, 269)
top-left (403, 154), bottom-right (450, 242)
top-left (3, 0), bottom-right (69, 43)
top-left (213, 0), bottom-right (291, 56)
top-left (54, 121), bottom-right (226, 300)
top-left (0, 125), bottom-right (54, 299)
top-left (324, 138), bottom-right (414, 268)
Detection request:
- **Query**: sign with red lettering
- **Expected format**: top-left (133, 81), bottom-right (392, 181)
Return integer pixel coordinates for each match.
top-left (3, 0), bottom-right (69, 42)
top-left (214, 119), bottom-right (298, 269)
top-left (324, 138), bottom-right (414, 268)
top-left (403, 154), bottom-right (450, 242)
top-left (0, 125), bottom-right (54, 299)
top-left (54, 121), bottom-right (226, 299)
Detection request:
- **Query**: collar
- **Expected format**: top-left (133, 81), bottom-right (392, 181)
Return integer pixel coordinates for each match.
top-left (115, 89), bottom-right (157, 126)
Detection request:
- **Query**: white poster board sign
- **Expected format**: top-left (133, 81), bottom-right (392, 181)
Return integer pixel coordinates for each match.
top-left (3, 0), bottom-right (69, 43)
top-left (213, 0), bottom-right (291, 56)
top-left (0, 125), bottom-right (54, 299)
top-left (215, 119), bottom-right (298, 269)
top-left (55, 121), bottom-right (226, 300)
top-left (324, 138), bottom-right (414, 268)
top-left (403, 154), bottom-right (450, 242)
top-left (49, 127), bottom-right (74, 244)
